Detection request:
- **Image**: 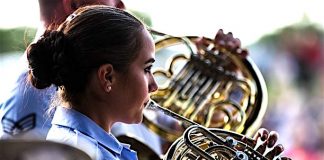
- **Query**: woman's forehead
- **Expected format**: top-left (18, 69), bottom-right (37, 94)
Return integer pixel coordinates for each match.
top-left (133, 30), bottom-right (155, 63)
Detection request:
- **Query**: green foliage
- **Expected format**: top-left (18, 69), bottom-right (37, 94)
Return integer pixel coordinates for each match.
top-left (128, 9), bottom-right (153, 27)
top-left (257, 23), bottom-right (324, 46)
top-left (0, 10), bottom-right (152, 54)
top-left (0, 27), bottom-right (36, 54)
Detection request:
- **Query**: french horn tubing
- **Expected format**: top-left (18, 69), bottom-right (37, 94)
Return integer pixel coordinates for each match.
top-left (143, 29), bottom-right (268, 142)
top-left (145, 100), bottom-right (282, 160)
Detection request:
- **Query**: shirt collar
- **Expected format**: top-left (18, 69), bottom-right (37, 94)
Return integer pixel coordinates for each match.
top-left (52, 106), bottom-right (124, 154)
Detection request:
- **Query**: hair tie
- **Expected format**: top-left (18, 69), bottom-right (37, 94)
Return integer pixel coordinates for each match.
top-left (66, 13), bottom-right (77, 22)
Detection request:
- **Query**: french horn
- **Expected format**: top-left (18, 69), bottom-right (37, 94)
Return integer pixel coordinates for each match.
top-left (146, 100), bottom-right (285, 160)
top-left (143, 29), bottom-right (268, 142)
top-left (114, 29), bottom-right (278, 160)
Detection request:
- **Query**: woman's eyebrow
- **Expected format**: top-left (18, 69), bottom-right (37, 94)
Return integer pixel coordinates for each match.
top-left (145, 58), bottom-right (155, 64)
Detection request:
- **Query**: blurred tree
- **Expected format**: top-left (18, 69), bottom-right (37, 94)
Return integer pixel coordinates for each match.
top-left (128, 9), bottom-right (152, 27)
top-left (0, 27), bottom-right (36, 54)
top-left (0, 9), bottom-right (150, 54)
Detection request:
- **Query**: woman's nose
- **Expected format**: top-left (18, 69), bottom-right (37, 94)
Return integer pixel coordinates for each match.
top-left (149, 76), bottom-right (158, 93)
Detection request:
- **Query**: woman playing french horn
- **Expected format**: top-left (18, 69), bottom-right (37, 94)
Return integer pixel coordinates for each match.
top-left (26, 5), bottom-right (290, 160)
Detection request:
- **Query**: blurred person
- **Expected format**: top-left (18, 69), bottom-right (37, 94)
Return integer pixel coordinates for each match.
top-left (26, 5), bottom-right (290, 160)
top-left (250, 25), bottom-right (324, 160)
top-left (285, 111), bottom-right (322, 160)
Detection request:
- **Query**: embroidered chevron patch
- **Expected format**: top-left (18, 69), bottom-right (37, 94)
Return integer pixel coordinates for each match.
top-left (1, 113), bottom-right (36, 135)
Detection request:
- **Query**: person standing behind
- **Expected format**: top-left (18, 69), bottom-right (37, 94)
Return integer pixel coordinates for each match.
top-left (0, 0), bottom-right (125, 139)
top-left (27, 5), bottom-right (157, 159)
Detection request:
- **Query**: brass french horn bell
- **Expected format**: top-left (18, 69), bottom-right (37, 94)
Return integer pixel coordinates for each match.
top-left (143, 29), bottom-right (268, 142)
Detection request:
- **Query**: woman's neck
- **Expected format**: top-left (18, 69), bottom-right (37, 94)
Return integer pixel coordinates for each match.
top-left (66, 95), bottom-right (115, 133)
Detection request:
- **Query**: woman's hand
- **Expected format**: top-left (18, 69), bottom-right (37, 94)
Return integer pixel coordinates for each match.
top-left (250, 128), bottom-right (291, 160)
top-left (194, 29), bottom-right (248, 58)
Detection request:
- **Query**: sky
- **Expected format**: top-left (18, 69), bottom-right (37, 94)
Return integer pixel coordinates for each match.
top-left (0, 0), bottom-right (324, 46)
top-left (0, 0), bottom-right (40, 28)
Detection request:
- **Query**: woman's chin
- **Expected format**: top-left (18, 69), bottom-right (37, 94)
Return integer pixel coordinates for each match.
top-left (125, 106), bottom-right (145, 124)
top-left (128, 114), bottom-right (143, 124)
top-left (134, 115), bottom-right (143, 124)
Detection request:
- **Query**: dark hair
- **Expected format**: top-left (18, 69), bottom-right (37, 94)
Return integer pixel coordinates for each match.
top-left (27, 5), bottom-right (145, 103)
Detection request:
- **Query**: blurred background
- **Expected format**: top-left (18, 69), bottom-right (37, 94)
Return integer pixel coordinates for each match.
top-left (0, 0), bottom-right (323, 159)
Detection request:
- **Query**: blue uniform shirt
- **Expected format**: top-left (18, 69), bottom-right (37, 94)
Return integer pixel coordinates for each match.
top-left (47, 106), bottom-right (138, 160)
top-left (0, 60), bottom-right (55, 139)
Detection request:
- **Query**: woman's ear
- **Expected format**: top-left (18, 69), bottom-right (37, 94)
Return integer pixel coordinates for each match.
top-left (97, 64), bottom-right (114, 93)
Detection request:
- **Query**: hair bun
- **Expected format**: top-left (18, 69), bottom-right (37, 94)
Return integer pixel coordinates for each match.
top-left (27, 30), bottom-right (68, 89)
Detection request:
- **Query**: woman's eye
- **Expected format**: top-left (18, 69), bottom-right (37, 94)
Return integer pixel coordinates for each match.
top-left (144, 65), bottom-right (152, 73)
